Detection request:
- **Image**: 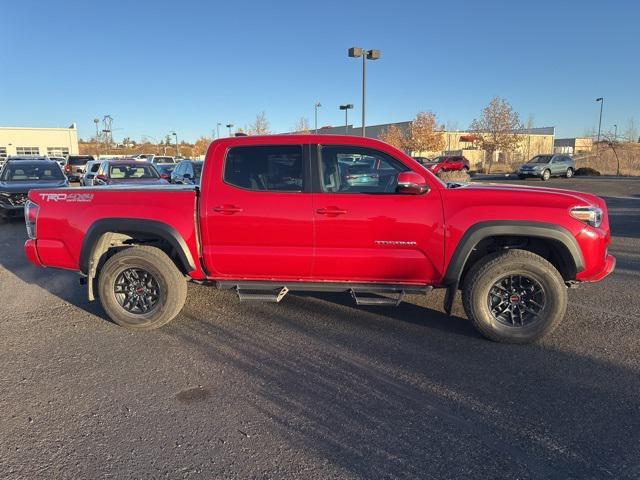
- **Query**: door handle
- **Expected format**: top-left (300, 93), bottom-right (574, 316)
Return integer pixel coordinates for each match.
top-left (317, 207), bottom-right (347, 216)
top-left (213, 205), bottom-right (243, 214)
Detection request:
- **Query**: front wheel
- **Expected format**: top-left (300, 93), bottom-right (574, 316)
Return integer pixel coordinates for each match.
top-left (462, 249), bottom-right (567, 343)
top-left (541, 169), bottom-right (551, 181)
top-left (97, 246), bottom-right (187, 330)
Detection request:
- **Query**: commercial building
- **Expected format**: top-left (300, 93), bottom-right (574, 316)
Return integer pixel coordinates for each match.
top-left (308, 122), bottom-right (555, 169)
top-left (0, 124), bottom-right (80, 160)
top-left (554, 137), bottom-right (593, 154)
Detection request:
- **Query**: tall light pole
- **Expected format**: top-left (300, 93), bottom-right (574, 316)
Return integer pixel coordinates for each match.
top-left (613, 124), bottom-right (618, 142)
top-left (216, 122), bottom-right (221, 139)
top-left (171, 131), bottom-right (180, 157)
top-left (93, 118), bottom-right (100, 157)
top-left (226, 123), bottom-right (234, 136)
top-left (339, 104), bottom-right (354, 135)
top-left (348, 47), bottom-right (381, 137)
top-left (314, 102), bottom-right (322, 134)
top-left (595, 97), bottom-right (604, 144)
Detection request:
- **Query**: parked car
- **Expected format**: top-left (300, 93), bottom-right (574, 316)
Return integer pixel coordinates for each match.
top-left (170, 160), bottom-right (203, 185)
top-left (412, 156), bottom-right (431, 165)
top-left (24, 135), bottom-right (614, 344)
top-left (1, 158), bottom-right (68, 220)
top-left (155, 163), bottom-right (175, 181)
top-left (81, 160), bottom-right (102, 186)
top-left (48, 156), bottom-right (67, 168)
top-left (132, 154), bottom-right (155, 163)
top-left (152, 156), bottom-right (176, 164)
top-left (423, 155), bottom-right (470, 174)
top-left (93, 160), bottom-right (168, 186)
top-left (518, 154), bottom-right (575, 181)
top-left (64, 155), bottom-right (95, 182)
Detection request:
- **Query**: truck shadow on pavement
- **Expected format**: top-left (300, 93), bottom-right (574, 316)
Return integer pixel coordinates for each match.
top-left (168, 294), bottom-right (640, 480)
top-left (603, 196), bottom-right (640, 239)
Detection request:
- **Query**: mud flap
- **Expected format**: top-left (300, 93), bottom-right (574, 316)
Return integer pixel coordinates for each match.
top-left (443, 282), bottom-right (458, 316)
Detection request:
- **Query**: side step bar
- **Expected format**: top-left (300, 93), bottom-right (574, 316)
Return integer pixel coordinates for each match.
top-left (350, 289), bottom-right (405, 307)
top-left (236, 286), bottom-right (289, 303)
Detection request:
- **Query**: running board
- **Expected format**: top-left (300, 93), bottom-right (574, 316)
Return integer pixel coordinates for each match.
top-left (236, 286), bottom-right (289, 303)
top-left (350, 289), bottom-right (405, 307)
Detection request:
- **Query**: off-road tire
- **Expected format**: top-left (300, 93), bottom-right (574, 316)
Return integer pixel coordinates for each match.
top-left (565, 168), bottom-right (574, 178)
top-left (97, 246), bottom-right (187, 330)
top-left (541, 169), bottom-right (551, 181)
top-left (462, 249), bottom-right (567, 343)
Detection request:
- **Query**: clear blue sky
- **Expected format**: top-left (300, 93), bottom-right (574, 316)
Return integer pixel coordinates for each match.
top-left (1, 0), bottom-right (638, 142)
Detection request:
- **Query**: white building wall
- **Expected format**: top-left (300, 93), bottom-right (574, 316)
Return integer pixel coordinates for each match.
top-left (0, 124), bottom-right (79, 158)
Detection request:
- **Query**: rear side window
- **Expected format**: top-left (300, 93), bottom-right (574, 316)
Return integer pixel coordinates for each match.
top-left (224, 145), bottom-right (304, 192)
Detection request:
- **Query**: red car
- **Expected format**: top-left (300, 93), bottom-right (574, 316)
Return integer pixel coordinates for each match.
top-left (92, 160), bottom-right (169, 186)
top-left (23, 135), bottom-right (614, 343)
top-left (424, 155), bottom-right (470, 174)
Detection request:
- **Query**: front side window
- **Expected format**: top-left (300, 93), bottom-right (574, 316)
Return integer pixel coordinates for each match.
top-left (319, 146), bottom-right (408, 193)
top-left (224, 145), bottom-right (303, 192)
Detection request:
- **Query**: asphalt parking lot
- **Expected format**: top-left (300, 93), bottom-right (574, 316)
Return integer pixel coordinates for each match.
top-left (1, 177), bottom-right (639, 479)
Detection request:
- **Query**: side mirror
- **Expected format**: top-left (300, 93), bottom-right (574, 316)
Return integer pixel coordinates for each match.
top-left (396, 171), bottom-right (429, 195)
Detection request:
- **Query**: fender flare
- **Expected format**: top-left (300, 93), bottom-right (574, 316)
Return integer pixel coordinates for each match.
top-left (79, 218), bottom-right (196, 276)
top-left (442, 220), bottom-right (584, 314)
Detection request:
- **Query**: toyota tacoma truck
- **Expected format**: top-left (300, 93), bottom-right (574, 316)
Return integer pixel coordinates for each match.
top-left (23, 135), bottom-right (615, 343)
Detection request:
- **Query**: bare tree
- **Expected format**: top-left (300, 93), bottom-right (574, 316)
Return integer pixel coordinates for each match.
top-left (379, 125), bottom-right (407, 151)
top-left (247, 111), bottom-right (271, 135)
top-left (602, 132), bottom-right (622, 175)
top-left (404, 112), bottom-right (445, 156)
top-left (624, 117), bottom-right (638, 143)
top-left (470, 97), bottom-right (523, 173)
top-left (293, 117), bottom-right (310, 134)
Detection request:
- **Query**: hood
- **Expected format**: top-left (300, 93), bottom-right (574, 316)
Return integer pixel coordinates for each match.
top-left (452, 182), bottom-right (604, 208)
top-left (107, 178), bottom-right (169, 185)
top-left (0, 180), bottom-right (69, 194)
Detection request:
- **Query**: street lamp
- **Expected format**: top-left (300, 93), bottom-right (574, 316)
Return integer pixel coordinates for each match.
top-left (339, 104), bottom-right (354, 135)
top-left (171, 131), bottom-right (180, 157)
top-left (595, 97), bottom-right (604, 144)
top-left (226, 123), bottom-right (234, 136)
top-left (93, 118), bottom-right (100, 157)
top-left (314, 102), bottom-right (322, 134)
top-left (613, 124), bottom-right (618, 142)
top-left (216, 122), bottom-right (222, 139)
top-left (348, 47), bottom-right (381, 137)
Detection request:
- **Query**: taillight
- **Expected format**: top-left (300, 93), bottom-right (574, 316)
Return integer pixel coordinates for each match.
top-left (64, 164), bottom-right (71, 172)
top-left (24, 200), bottom-right (39, 239)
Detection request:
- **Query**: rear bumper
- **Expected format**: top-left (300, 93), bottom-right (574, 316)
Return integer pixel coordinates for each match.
top-left (24, 239), bottom-right (43, 267)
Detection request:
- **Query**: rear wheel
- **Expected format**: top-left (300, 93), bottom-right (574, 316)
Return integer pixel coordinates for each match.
top-left (541, 169), bottom-right (551, 181)
top-left (462, 249), bottom-right (567, 343)
top-left (565, 167), bottom-right (574, 178)
top-left (97, 246), bottom-right (187, 330)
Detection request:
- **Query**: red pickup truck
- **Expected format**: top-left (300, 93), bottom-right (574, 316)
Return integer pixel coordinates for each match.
top-left (23, 135), bottom-right (615, 343)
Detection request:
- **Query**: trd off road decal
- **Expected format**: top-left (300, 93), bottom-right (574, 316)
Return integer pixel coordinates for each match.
top-left (39, 193), bottom-right (94, 203)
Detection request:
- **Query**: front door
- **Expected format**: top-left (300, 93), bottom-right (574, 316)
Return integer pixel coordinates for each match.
top-left (200, 144), bottom-right (314, 280)
top-left (312, 145), bottom-right (444, 284)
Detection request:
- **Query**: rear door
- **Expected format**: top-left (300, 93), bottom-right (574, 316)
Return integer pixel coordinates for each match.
top-left (200, 144), bottom-right (314, 279)
top-left (312, 144), bottom-right (444, 284)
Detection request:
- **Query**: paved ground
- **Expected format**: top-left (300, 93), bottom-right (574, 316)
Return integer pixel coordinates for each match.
top-left (0, 177), bottom-right (639, 479)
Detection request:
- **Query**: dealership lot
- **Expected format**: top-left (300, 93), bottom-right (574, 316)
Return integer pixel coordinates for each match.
top-left (0, 177), bottom-right (639, 479)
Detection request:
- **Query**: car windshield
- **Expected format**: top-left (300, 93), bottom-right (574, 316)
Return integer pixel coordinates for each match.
top-left (109, 164), bottom-right (159, 179)
top-left (1, 163), bottom-right (65, 181)
top-left (68, 156), bottom-right (92, 165)
top-left (528, 155), bottom-right (553, 164)
top-left (155, 157), bottom-right (175, 164)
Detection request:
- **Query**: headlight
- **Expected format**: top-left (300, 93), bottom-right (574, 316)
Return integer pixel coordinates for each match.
top-left (570, 206), bottom-right (603, 228)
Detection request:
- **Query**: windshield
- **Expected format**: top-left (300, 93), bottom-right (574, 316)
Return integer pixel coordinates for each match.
top-left (109, 164), bottom-right (159, 179)
top-left (155, 157), bottom-right (175, 164)
top-left (528, 155), bottom-right (553, 164)
top-left (1, 163), bottom-right (65, 181)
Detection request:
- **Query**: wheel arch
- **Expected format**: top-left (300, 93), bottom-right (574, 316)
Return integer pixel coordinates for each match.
top-left (442, 221), bottom-right (584, 314)
top-left (80, 218), bottom-right (196, 300)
